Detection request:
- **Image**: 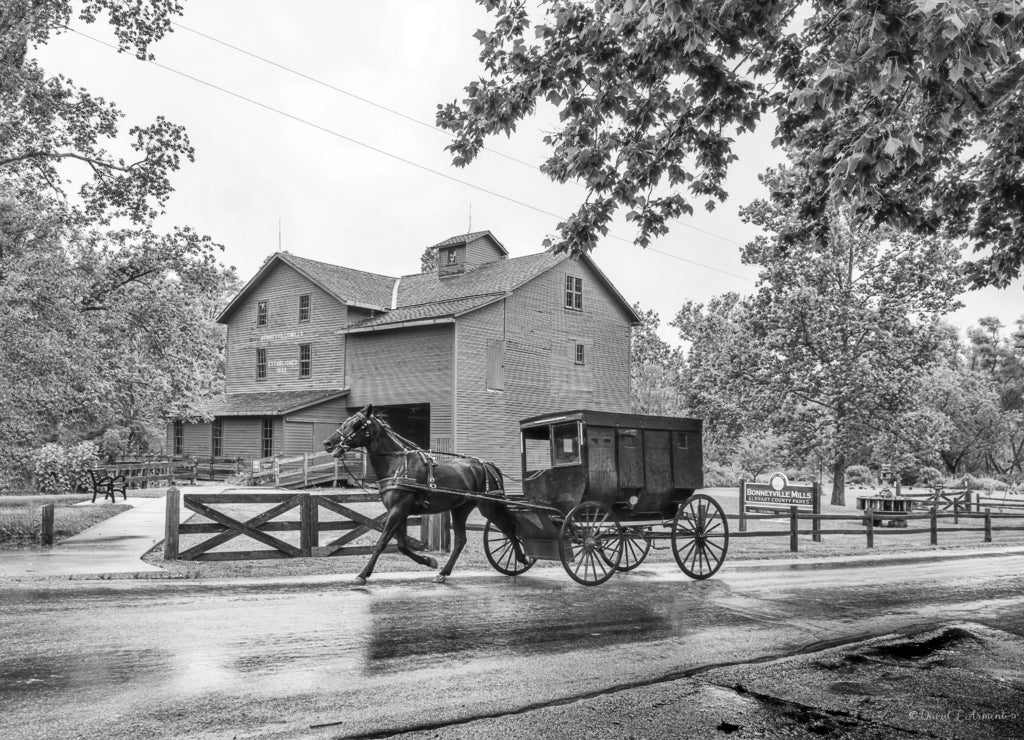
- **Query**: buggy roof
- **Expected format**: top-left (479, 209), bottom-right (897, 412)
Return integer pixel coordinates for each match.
top-left (519, 409), bottom-right (702, 433)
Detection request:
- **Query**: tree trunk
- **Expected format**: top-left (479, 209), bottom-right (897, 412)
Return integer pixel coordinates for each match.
top-left (830, 452), bottom-right (847, 507)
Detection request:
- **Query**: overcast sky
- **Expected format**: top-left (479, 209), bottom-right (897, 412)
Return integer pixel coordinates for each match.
top-left (36, 1), bottom-right (1022, 344)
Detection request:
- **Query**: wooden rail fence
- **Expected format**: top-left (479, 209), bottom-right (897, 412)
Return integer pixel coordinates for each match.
top-left (162, 487), bottom-right (449, 561)
top-left (730, 505), bottom-right (1024, 552)
top-left (93, 460), bottom-right (195, 489)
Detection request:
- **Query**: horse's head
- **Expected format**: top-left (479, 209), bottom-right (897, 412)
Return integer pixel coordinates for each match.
top-left (323, 404), bottom-right (376, 457)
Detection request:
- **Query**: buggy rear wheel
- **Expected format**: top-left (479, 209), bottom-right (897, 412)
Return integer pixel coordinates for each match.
top-left (672, 494), bottom-right (729, 580)
top-left (602, 527), bottom-right (651, 572)
top-left (559, 501), bottom-right (622, 586)
top-left (483, 519), bottom-right (536, 576)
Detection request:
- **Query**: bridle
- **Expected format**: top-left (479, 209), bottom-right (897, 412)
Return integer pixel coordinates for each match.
top-left (331, 411), bottom-right (370, 454)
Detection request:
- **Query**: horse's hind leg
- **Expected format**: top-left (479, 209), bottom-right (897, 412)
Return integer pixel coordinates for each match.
top-left (395, 518), bottom-right (438, 570)
top-left (435, 502), bottom-right (473, 583)
top-left (480, 503), bottom-right (530, 566)
top-left (355, 501), bottom-right (410, 585)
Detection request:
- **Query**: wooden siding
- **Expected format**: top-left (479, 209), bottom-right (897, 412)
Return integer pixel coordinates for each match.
top-left (465, 233), bottom-right (506, 270)
top-left (180, 422), bottom-right (212, 456)
top-left (224, 261), bottom-right (348, 394)
top-left (345, 325), bottom-right (454, 440)
top-left (453, 260), bottom-right (632, 491)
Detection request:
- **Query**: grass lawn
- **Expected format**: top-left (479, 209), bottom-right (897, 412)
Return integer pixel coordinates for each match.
top-left (0, 494), bottom-right (130, 548)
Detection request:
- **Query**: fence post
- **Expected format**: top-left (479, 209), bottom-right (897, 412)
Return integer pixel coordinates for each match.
top-left (984, 508), bottom-right (992, 543)
top-left (300, 494), bottom-right (317, 557)
top-left (422, 513), bottom-right (451, 552)
top-left (866, 513), bottom-right (874, 549)
top-left (789, 506), bottom-right (799, 552)
top-left (163, 486), bottom-right (180, 560)
top-left (953, 499), bottom-right (959, 525)
top-left (39, 503), bottom-right (54, 546)
top-left (930, 506), bottom-right (938, 546)
top-left (812, 481), bottom-right (821, 543)
top-left (303, 453), bottom-right (309, 488)
top-left (738, 479), bottom-right (747, 533)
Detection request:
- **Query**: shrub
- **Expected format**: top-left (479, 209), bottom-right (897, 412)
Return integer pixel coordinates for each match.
top-left (25, 442), bottom-right (100, 495)
top-left (962, 475), bottom-right (1008, 492)
top-left (846, 465), bottom-right (874, 486)
top-left (916, 466), bottom-right (944, 487)
top-left (703, 463), bottom-right (752, 488)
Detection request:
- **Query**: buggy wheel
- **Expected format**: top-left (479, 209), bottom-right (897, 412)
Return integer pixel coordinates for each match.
top-left (483, 519), bottom-right (536, 576)
top-left (672, 494), bottom-right (729, 580)
top-left (602, 528), bottom-right (651, 572)
top-left (559, 502), bottom-right (622, 586)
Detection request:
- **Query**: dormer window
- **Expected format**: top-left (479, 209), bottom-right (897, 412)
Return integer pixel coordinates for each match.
top-left (565, 276), bottom-right (583, 311)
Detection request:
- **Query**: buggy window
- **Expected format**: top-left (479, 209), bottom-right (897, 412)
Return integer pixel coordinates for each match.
top-left (522, 426), bottom-right (551, 471)
top-left (522, 421), bottom-right (583, 471)
top-left (552, 422), bottom-right (582, 466)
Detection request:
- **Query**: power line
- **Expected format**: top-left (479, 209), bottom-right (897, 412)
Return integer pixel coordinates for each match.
top-left (69, 28), bottom-right (753, 284)
top-left (170, 20), bottom-right (751, 253)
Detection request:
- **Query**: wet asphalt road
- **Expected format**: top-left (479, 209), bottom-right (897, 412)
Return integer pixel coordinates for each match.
top-left (1, 553), bottom-right (1023, 739)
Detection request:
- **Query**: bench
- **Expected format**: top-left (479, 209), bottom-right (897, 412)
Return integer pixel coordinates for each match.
top-left (89, 469), bottom-right (128, 503)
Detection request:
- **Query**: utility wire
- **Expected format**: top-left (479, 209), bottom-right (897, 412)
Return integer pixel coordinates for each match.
top-left (171, 20), bottom-right (751, 253)
top-left (69, 28), bottom-right (754, 283)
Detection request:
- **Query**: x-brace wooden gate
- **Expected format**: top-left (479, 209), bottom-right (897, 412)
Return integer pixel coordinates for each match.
top-left (164, 489), bottom-right (424, 561)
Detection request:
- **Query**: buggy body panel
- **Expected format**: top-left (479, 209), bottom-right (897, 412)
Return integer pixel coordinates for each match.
top-left (519, 410), bottom-right (703, 519)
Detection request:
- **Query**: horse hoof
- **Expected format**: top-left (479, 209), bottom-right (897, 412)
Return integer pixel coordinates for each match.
top-left (426, 557), bottom-right (438, 569)
top-left (433, 574), bottom-right (448, 584)
top-left (352, 576), bottom-right (367, 586)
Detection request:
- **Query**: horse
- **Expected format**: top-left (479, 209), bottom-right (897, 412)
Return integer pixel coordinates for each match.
top-left (322, 405), bottom-right (530, 585)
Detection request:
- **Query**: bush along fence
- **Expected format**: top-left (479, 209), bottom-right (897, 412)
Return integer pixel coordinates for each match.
top-left (162, 487), bottom-right (448, 561)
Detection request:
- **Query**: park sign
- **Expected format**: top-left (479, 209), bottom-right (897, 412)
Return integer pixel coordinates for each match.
top-left (739, 473), bottom-right (822, 537)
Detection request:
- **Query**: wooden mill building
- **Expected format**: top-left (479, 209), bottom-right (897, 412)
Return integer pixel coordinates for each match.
top-left (169, 230), bottom-right (640, 490)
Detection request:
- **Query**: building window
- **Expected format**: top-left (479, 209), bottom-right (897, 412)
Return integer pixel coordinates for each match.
top-left (257, 300), bottom-right (268, 326)
top-left (448, 248), bottom-right (458, 265)
top-left (299, 343), bottom-right (311, 378)
top-left (565, 276), bottom-right (583, 310)
top-left (261, 418), bottom-right (274, 458)
top-left (212, 418), bottom-right (223, 458)
top-left (256, 348), bottom-right (267, 379)
top-left (173, 420), bottom-right (183, 456)
top-left (575, 343), bottom-right (586, 365)
top-left (298, 294), bottom-right (310, 322)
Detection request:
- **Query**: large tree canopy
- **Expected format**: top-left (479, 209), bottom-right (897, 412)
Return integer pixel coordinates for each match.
top-left (1, 0), bottom-right (191, 224)
top-left (439, 0), bottom-right (1024, 288)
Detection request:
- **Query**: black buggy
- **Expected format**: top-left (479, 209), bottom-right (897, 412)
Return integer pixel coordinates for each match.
top-left (482, 410), bottom-right (729, 586)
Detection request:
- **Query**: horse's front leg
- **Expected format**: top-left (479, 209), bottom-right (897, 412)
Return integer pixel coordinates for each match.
top-left (395, 518), bottom-right (438, 571)
top-left (435, 503), bottom-right (473, 583)
top-left (354, 499), bottom-right (412, 586)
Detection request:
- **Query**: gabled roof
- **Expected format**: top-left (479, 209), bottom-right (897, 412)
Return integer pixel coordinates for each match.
top-left (217, 233), bottom-right (641, 328)
top-left (429, 230), bottom-right (508, 255)
top-left (207, 389), bottom-right (349, 417)
top-left (216, 252), bottom-right (395, 324)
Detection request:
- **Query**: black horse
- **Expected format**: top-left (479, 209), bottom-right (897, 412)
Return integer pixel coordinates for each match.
top-left (323, 405), bottom-right (529, 584)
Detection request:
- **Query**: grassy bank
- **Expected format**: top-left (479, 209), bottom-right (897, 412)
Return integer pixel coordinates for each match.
top-left (0, 495), bottom-right (130, 548)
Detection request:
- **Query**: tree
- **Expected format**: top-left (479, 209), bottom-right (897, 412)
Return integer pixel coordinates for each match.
top-left (0, 191), bottom-right (237, 453)
top-left (1, 1), bottom-right (192, 225)
top-left (420, 246), bottom-right (437, 273)
top-left (629, 303), bottom-right (684, 415)
top-left (0, 3), bottom-right (235, 469)
top-left (440, 1), bottom-right (1024, 287)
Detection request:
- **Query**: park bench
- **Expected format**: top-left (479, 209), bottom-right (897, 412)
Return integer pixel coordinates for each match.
top-left (89, 469), bottom-right (128, 503)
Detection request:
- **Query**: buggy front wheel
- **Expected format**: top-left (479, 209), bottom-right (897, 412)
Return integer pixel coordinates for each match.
top-left (671, 494), bottom-right (729, 580)
top-left (559, 501), bottom-right (622, 586)
top-left (483, 519), bottom-right (536, 576)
